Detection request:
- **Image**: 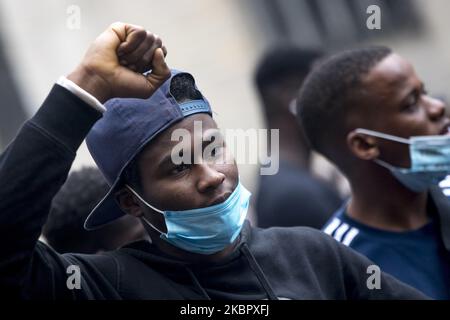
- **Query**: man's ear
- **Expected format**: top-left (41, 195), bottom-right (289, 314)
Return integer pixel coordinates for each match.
top-left (346, 130), bottom-right (380, 160)
top-left (115, 188), bottom-right (143, 217)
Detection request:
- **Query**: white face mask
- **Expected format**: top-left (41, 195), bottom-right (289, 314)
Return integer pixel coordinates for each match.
top-left (355, 128), bottom-right (450, 192)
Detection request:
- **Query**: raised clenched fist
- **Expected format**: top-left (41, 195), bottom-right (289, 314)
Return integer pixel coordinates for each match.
top-left (68, 22), bottom-right (170, 103)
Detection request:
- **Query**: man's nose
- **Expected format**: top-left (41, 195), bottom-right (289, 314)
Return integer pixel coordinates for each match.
top-left (196, 164), bottom-right (226, 193)
top-left (425, 96), bottom-right (446, 121)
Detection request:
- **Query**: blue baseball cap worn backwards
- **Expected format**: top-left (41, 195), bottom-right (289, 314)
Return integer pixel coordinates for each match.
top-left (84, 69), bottom-right (212, 230)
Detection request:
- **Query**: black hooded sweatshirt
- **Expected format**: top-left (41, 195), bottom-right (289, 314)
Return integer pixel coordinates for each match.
top-left (0, 85), bottom-right (428, 300)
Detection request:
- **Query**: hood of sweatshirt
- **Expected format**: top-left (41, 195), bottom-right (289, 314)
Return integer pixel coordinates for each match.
top-left (116, 220), bottom-right (278, 300)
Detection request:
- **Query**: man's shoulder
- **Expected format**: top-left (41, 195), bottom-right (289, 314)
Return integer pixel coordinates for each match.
top-left (250, 224), bottom-right (343, 256)
top-left (64, 241), bottom-right (150, 268)
top-left (321, 204), bottom-right (363, 247)
top-left (63, 243), bottom-right (160, 279)
top-left (62, 250), bottom-right (120, 279)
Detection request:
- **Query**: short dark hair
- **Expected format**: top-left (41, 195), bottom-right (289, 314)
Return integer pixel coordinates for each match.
top-left (170, 73), bottom-right (203, 102)
top-left (254, 46), bottom-right (323, 94)
top-left (122, 73), bottom-right (203, 190)
top-left (297, 46), bottom-right (392, 157)
top-left (43, 167), bottom-right (110, 253)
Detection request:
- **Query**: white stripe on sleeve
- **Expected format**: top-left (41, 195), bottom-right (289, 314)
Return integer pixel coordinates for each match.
top-left (323, 218), bottom-right (341, 236)
top-left (341, 227), bottom-right (359, 246)
top-left (333, 223), bottom-right (350, 242)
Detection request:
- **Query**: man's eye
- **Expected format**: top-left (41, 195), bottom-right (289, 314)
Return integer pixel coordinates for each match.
top-left (171, 163), bottom-right (189, 174)
top-left (403, 95), bottom-right (419, 111)
top-left (209, 146), bottom-right (224, 159)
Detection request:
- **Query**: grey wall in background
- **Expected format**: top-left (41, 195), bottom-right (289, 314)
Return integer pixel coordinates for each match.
top-left (0, 40), bottom-right (26, 150)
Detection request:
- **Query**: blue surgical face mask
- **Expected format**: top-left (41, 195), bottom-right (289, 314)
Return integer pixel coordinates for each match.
top-left (126, 182), bottom-right (251, 255)
top-left (355, 128), bottom-right (450, 192)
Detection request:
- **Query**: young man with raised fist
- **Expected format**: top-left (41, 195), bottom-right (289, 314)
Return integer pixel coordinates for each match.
top-left (0, 23), bottom-right (427, 300)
